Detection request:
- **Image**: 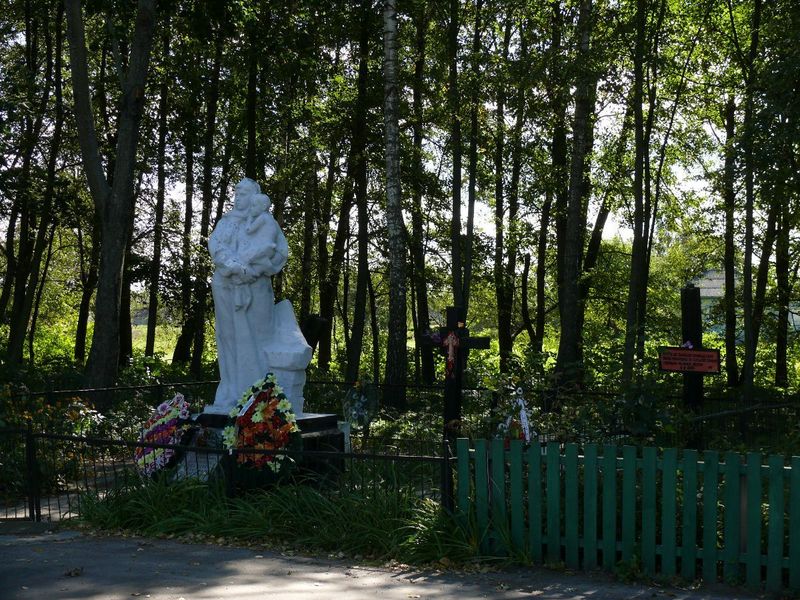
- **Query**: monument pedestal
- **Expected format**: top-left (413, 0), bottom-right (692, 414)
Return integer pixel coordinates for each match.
top-left (187, 411), bottom-right (344, 485)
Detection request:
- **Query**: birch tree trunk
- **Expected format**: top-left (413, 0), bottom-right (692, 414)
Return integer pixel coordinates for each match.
top-left (383, 0), bottom-right (407, 408)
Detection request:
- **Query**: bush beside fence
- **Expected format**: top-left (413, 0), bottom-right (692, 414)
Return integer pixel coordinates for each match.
top-left (456, 438), bottom-right (800, 593)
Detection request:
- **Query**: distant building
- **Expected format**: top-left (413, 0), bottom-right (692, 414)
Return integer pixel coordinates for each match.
top-left (692, 269), bottom-right (800, 338)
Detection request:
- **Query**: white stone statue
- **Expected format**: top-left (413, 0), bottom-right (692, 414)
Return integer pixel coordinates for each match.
top-left (206, 178), bottom-right (312, 417)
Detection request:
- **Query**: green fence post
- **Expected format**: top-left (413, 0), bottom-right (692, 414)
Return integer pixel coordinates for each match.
top-left (681, 449), bottom-right (698, 581)
top-left (528, 442), bottom-right (543, 563)
top-left (546, 442), bottom-right (561, 565)
top-left (723, 451), bottom-right (742, 584)
top-left (790, 456), bottom-right (800, 592)
top-left (565, 443), bottom-right (579, 569)
top-left (491, 438), bottom-right (507, 555)
top-left (602, 444), bottom-right (617, 570)
top-left (745, 452), bottom-right (763, 589)
top-left (509, 440), bottom-right (524, 553)
top-left (475, 439), bottom-right (490, 554)
top-left (583, 444), bottom-right (598, 569)
top-left (456, 438), bottom-right (471, 515)
top-left (642, 446), bottom-right (657, 575)
top-left (662, 447), bottom-right (678, 577)
top-left (702, 451), bottom-right (720, 583)
top-left (621, 446), bottom-right (636, 564)
top-left (766, 454), bottom-right (785, 593)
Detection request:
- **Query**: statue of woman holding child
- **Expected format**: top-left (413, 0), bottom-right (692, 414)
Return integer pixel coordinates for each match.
top-left (207, 177), bottom-right (291, 411)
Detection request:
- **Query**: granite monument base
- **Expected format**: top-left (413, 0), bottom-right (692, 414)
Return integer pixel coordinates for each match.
top-left (172, 412), bottom-right (344, 487)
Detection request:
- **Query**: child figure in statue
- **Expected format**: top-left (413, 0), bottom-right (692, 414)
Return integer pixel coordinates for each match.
top-left (242, 192), bottom-right (279, 275)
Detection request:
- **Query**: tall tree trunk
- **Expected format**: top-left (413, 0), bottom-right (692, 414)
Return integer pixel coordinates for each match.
top-left (774, 201), bottom-right (789, 386)
top-left (750, 205), bottom-right (777, 353)
top-left (299, 149), bottom-right (317, 323)
top-left (6, 4), bottom-right (60, 364)
top-left (409, 4), bottom-right (434, 384)
top-left (74, 218), bottom-right (99, 364)
top-left (463, 0), bottom-right (483, 317)
top-left (722, 96), bottom-right (739, 386)
top-left (27, 226), bottom-right (55, 366)
top-left (316, 138), bottom-right (339, 315)
top-left (739, 0), bottom-right (762, 389)
top-left (317, 158), bottom-right (355, 372)
top-left (145, 19), bottom-right (170, 357)
top-left (555, 0), bottom-right (595, 386)
top-left (118, 243), bottom-right (133, 366)
top-left (66, 0), bottom-right (157, 388)
top-left (172, 130), bottom-right (195, 363)
top-left (550, 0), bottom-right (568, 330)
top-left (345, 0), bottom-right (371, 383)
top-left (622, 0), bottom-right (648, 385)
top-left (534, 192), bottom-right (552, 353)
top-left (494, 18), bottom-right (512, 373)
top-left (244, 20), bottom-right (258, 180)
top-left (383, 0), bottom-right (407, 408)
top-left (448, 0), bottom-right (463, 308)
top-left (368, 273), bottom-right (381, 383)
top-left (190, 34), bottom-right (223, 376)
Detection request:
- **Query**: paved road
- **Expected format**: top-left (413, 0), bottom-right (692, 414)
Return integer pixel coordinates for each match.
top-left (0, 524), bottom-right (766, 600)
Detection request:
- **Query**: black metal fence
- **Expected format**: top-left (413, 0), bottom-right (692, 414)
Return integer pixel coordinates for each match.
top-left (0, 427), bottom-right (446, 523)
top-left (0, 381), bottom-right (800, 520)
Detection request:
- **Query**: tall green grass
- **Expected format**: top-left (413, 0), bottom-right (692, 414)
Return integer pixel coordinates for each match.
top-left (78, 476), bottom-right (482, 565)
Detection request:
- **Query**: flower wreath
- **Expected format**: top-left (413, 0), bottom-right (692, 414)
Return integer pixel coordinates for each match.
top-left (134, 393), bottom-right (192, 476)
top-left (222, 373), bottom-right (299, 473)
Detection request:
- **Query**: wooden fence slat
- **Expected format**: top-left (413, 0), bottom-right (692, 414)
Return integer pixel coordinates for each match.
top-left (642, 446), bottom-right (657, 575)
top-left (723, 452), bottom-right (742, 583)
top-left (602, 444), bottom-right (617, 570)
top-left (766, 455), bottom-right (785, 593)
top-left (621, 446), bottom-right (636, 563)
top-left (565, 444), bottom-right (579, 569)
top-left (456, 438), bottom-right (470, 515)
top-left (790, 456), bottom-right (800, 591)
top-left (583, 444), bottom-right (598, 570)
top-left (491, 438), bottom-right (507, 554)
top-left (475, 439), bottom-right (490, 554)
top-left (509, 440), bottom-right (524, 553)
top-left (745, 452), bottom-right (762, 589)
top-left (681, 449), bottom-right (698, 581)
top-left (547, 442), bottom-right (561, 564)
top-left (702, 451), bottom-right (720, 583)
top-left (528, 443), bottom-right (543, 563)
top-left (662, 448), bottom-right (678, 577)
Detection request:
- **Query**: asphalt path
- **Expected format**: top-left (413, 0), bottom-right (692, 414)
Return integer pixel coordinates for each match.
top-left (0, 524), bottom-right (767, 600)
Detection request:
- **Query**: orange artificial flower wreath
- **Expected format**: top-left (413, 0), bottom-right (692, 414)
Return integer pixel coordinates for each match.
top-left (222, 373), bottom-right (299, 472)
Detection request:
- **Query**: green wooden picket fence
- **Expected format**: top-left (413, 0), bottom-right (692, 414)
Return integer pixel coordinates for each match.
top-left (455, 439), bottom-right (800, 593)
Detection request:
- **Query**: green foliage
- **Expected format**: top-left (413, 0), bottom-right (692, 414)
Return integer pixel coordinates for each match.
top-left (79, 474), bottom-right (481, 565)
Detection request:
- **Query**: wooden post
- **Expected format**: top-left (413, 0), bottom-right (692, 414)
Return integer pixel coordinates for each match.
top-left (681, 284), bottom-right (703, 410)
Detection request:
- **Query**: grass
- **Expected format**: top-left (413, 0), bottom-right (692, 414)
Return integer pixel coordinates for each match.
top-left (78, 474), bottom-right (484, 567)
top-left (130, 324), bottom-right (181, 358)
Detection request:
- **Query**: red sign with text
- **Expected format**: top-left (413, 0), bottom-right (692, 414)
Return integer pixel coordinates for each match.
top-left (658, 347), bottom-right (721, 374)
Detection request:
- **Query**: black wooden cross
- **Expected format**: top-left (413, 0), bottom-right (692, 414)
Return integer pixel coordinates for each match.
top-left (439, 306), bottom-right (490, 441)
top-left (420, 306), bottom-right (490, 510)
